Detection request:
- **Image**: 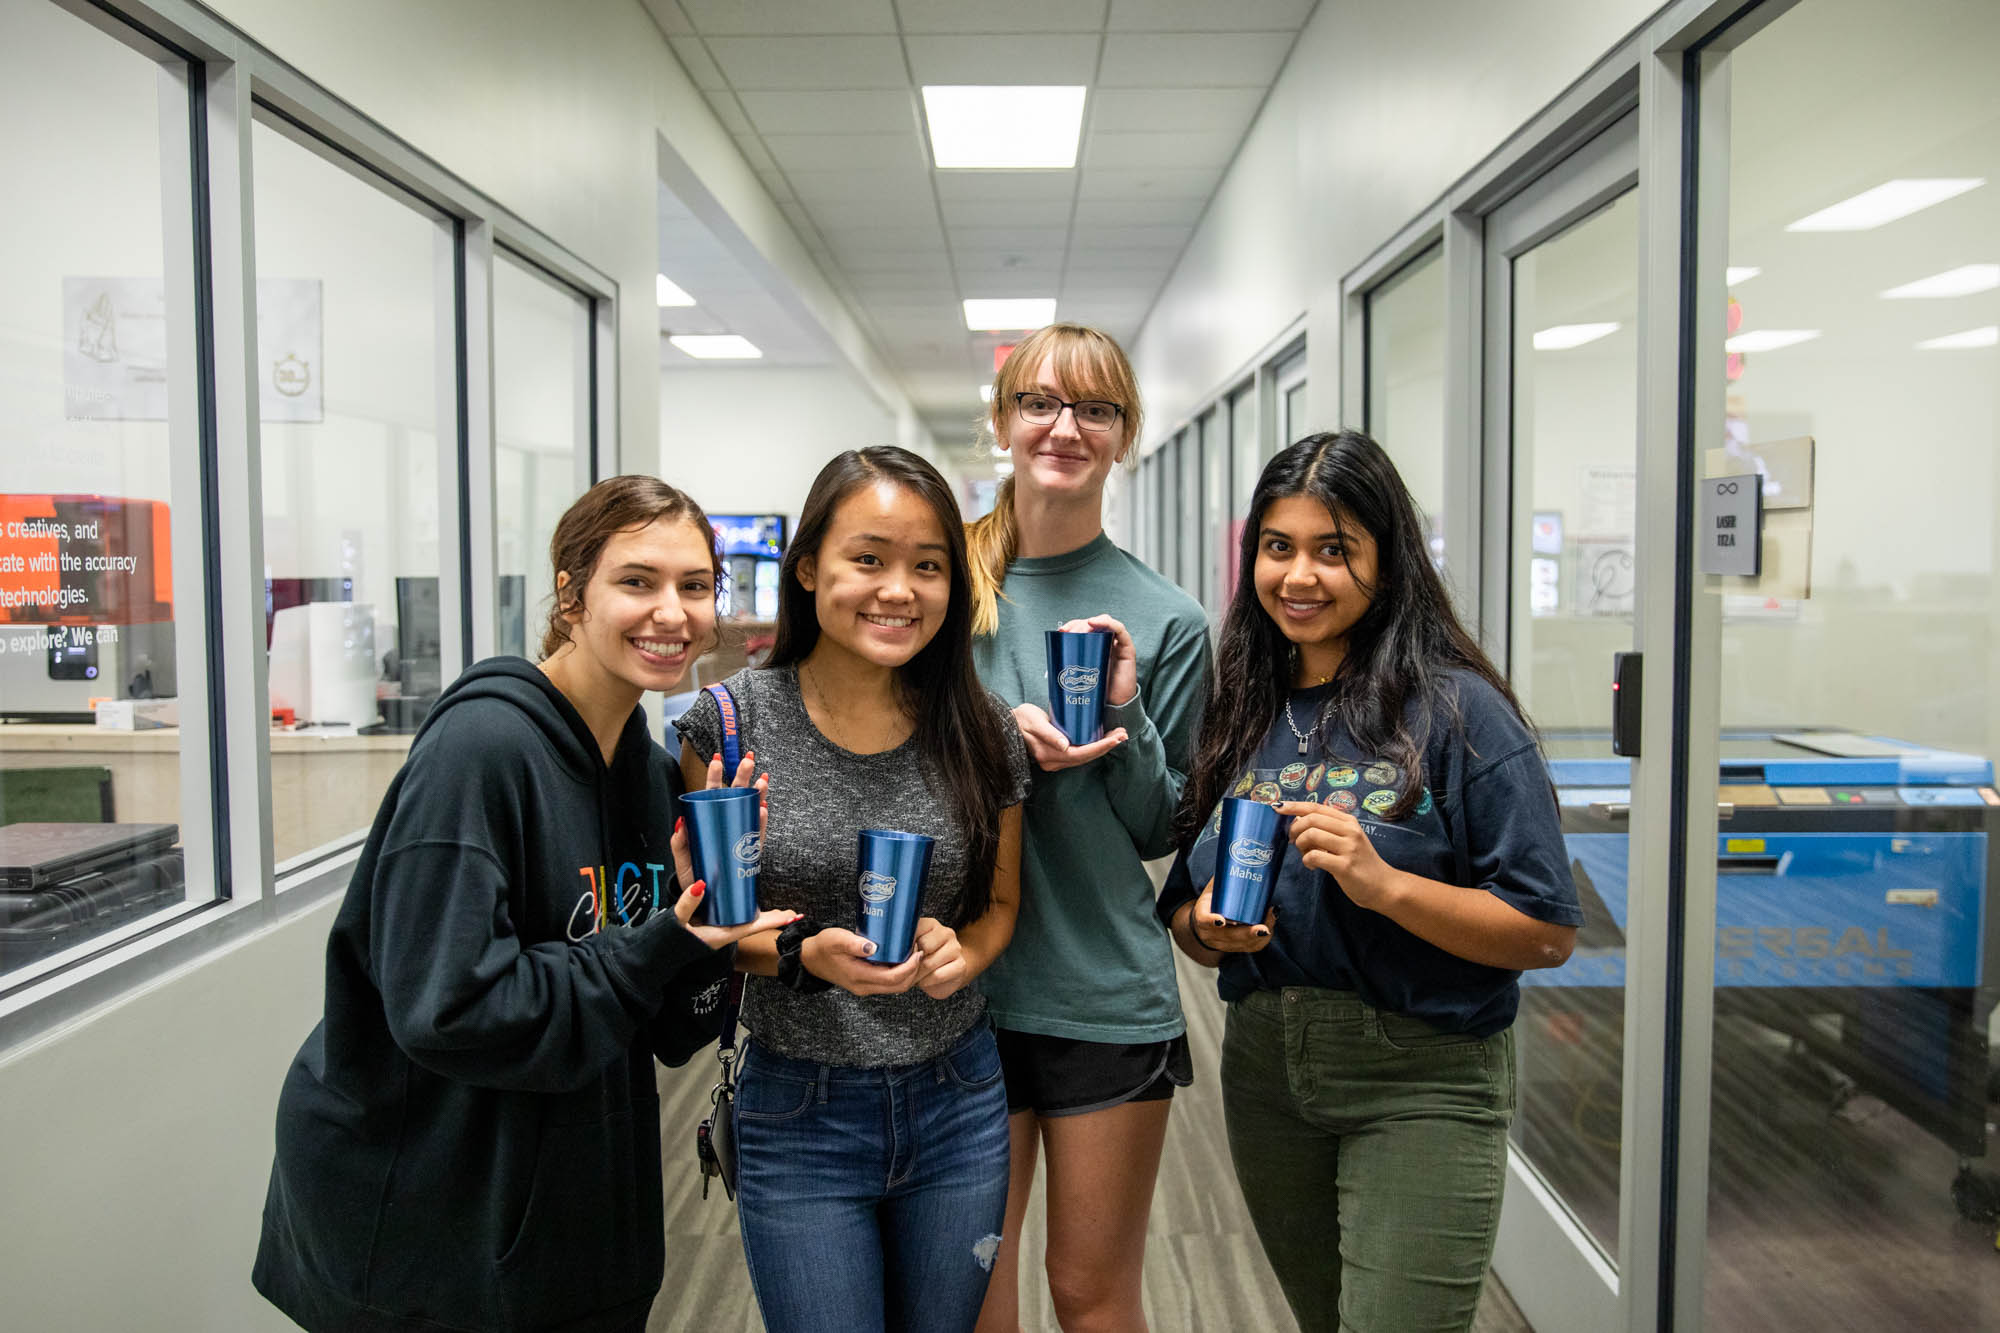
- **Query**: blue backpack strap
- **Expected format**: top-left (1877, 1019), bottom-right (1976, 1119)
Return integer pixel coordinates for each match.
top-left (704, 682), bottom-right (741, 772)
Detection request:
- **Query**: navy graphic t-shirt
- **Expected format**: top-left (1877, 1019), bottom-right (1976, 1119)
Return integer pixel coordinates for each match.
top-left (1166, 670), bottom-right (1582, 1036)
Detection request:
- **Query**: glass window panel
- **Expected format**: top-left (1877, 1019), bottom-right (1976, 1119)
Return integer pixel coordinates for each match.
top-left (494, 253), bottom-right (590, 660)
top-left (1227, 384), bottom-right (1259, 602)
top-left (1504, 188), bottom-right (1640, 1259)
top-left (251, 118), bottom-right (443, 867)
top-left (1703, 1), bottom-right (2000, 1325)
top-left (1178, 428), bottom-right (1202, 594)
top-left (0, 5), bottom-right (204, 981)
top-left (1202, 406), bottom-right (1227, 619)
top-left (1157, 437), bottom-right (1179, 581)
top-left (1366, 244), bottom-right (1447, 567)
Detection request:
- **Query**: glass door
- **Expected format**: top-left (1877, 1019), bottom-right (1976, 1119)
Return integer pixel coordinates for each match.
top-left (1481, 111), bottom-right (1642, 1331)
top-left (1687, 1), bottom-right (2000, 1326)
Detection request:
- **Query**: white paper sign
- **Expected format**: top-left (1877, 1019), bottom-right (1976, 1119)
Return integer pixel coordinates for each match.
top-left (63, 276), bottom-right (323, 422)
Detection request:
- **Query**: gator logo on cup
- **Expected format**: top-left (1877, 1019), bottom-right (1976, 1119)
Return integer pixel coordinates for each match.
top-left (1228, 838), bottom-right (1274, 871)
top-left (1057, 665), bottom-right (1100, 703)
top-left (859, 869), bottom-right (897, 903)
top-left (733, 831), bottom-right (762, 872)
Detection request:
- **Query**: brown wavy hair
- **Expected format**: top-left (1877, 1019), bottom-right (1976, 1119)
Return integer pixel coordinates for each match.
top-left (540, 475), bottom-right (720, 661)
top-left (965, 324), bottom-right (1143, 636)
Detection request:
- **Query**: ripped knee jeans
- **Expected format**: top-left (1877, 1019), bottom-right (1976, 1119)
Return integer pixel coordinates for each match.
top-left (733, 1020), bottom-right (1011, 1333)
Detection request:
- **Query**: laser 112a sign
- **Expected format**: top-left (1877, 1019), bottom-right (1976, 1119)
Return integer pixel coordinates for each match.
top-left (0, 495), bottom-right (172, 627)
top-left (1701, 474), bottom-right (1762, 577)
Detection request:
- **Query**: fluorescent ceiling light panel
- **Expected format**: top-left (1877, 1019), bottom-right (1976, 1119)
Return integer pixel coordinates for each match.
top-left (1785, 178), bottom-right (1983, 231)
top-left (669, 334), bottom-right (762, 359)
top-left (923, 86), bottom-right (1086, 169)
top-left (655, 273), bottom-right (696, 307)
top-left (1726, 266), bottom-right (1762, 286)
top-left (1880, 264), bottom-right (2000, 299)
top-left (1725, 329), bottom-right (1821, 353)
top-left (964, 298), bottom-right (1055, 331)
top-left (1531, 322), bottom-right (1620, 350)
top-left (1916, 325), bottom-right (1998, 350)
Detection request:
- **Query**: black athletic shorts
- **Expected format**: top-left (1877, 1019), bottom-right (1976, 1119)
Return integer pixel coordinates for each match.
top-left (995, 1028), bottom-right (1193, 1117)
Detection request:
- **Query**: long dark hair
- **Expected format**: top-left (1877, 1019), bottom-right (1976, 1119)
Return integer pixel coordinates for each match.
top-left (771, 447), bottom-right (1014, 927)
top-left (1173, 431), bottom-right (1526, 847)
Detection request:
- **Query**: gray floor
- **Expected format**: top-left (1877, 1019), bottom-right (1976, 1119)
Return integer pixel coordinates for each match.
top-left (647, 953), bottom-right (1530, 1332)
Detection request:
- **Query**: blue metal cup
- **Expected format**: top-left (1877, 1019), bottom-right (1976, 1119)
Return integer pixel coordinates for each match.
top-left (1045, 628), bottom-right (1113, 745)
top-left (1211, 797), bottom-right (1285, 925)
top-left (680, 787), bottom-right (761, 927)
top-left (855, 829), bottom-right (933, 965)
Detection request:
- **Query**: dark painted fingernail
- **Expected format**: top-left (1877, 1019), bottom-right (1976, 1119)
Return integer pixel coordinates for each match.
top-left (1255, 928), bottom-right (1269, 937)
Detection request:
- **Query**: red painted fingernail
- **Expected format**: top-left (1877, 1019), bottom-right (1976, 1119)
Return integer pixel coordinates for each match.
top-left (674, 817), bottom-right (685, 836)
top-left (712, 752), bottom-right (721, 764)
top-left (746, 750), bottom-right (755, 761)
top-left (690, 882), bottom-right (706, 897)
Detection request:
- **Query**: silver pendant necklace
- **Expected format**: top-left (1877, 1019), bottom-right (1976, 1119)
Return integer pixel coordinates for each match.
top-left (1283, 694), bottom-right (1337, 756)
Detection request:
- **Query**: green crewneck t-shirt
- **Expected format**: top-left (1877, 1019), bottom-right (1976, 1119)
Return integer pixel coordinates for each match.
top-left (972, 533), bottom-right (1213, 1042)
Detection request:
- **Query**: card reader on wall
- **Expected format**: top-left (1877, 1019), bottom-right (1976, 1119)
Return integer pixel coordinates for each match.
top-left (1611, 652), bottom-right (1641, 756)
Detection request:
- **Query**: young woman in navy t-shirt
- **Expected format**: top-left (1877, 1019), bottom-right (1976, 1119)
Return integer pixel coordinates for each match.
top-left (1162, 431), bottom-right (1582, 1333)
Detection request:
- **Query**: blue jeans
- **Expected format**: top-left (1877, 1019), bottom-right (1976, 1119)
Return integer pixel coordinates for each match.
top-left (733, 1021), bottom-right (1011, 1333)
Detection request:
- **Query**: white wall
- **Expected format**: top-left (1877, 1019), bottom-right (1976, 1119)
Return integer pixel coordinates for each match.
top-left (1131, 0), bottom-right (1659, 439)
top-left (661, 364), bottom-right (987, 527)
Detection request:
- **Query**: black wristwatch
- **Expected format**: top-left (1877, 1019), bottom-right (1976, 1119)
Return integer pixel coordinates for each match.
top-left (774, 918), bottom-right (832, 993)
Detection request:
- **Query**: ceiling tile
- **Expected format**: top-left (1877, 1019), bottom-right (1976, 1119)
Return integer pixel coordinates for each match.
top-left (1068, 224), bottom-right (1190, 249)
top-left (1089, 86), bottom-right (1262, 137)
top-left (954, 267), bottom-right (1065, 293)
top-left (904, 35), bottom-right (1101, 86)
top-left (1065, 245), bottom-right (1181, 271)
top-left (668, 37), bottom-right (728, 89)
top-left (1076, 166), bottom-right (1220, 201)
top-left (705, 35), bottom-right (908, 89)
top-left (678, 0), bottom-right (896, 34)
top-left (834, 252), bottom-right (955, 277)
top-left (898, 0), bottom-right (1107, 33)
top-left (933, 171), bottom-right (1078, 204)
top-left (1097, 32), bottom-right (1295, 87)
top-left (704, 89), bottom-right (753, 135)
top-left (1105, 0), bottom-right (1313, 31)
top-left (639, 0), bottom-right (694, 38)
top-left (947, 226), bottom-right (1072, 252)
top-left (824, 225), bottom-right (949, 255)
top-left (788, 196), bottom-right (920, 228)
top-left (1085, 130), bottom-right (1239, 171)
top-left (739, 90), bottom-right (921, 136)
top-left (941, 197), bottom-right (1071, 227)
top-left (786, 165), bottom-right (932, 201)
top-left (1072, 195), bottom-right (1205, 227)
top-left (732, 133), bottom-right (779, 172)
top-left (763, 132), bottom-right (927, 173)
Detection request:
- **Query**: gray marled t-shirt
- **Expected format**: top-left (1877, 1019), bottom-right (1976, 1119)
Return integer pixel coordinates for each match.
top-left (675, 666), bottom-right (1030, 1067)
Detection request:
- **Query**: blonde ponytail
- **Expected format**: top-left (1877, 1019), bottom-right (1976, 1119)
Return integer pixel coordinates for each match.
top-left (966, 474), bottom-right (1019, 637)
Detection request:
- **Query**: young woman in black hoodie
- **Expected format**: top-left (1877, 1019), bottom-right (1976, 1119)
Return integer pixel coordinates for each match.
top-left (253, 476), bottom-right (795, 1333)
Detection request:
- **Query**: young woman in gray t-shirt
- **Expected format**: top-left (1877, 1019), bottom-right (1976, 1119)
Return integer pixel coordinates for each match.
top-left (675, 446), bottom-right (1029, 1333)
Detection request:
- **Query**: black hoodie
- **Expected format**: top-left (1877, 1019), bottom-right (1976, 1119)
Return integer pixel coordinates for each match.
top-left (253, 658), bottom-right (731, 1333)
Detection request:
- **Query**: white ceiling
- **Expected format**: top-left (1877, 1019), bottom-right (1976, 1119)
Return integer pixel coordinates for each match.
top-left (641, 0), bottom-right (1317, 441)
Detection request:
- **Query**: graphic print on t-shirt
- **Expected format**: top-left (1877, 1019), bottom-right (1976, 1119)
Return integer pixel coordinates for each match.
top-left (1207, 753), bottom-right (1433, 843)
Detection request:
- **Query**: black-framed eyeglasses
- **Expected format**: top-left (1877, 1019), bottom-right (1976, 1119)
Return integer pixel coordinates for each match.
top-left (1012, 392), bottom-right (1124, 432)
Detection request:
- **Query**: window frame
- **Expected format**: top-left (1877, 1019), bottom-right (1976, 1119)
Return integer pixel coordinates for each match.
top-left (2, 0), bottom-right (621, 1043)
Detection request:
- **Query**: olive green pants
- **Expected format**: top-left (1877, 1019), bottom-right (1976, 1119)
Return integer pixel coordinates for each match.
top-left (1221, 986), bottom-right (1515, 1333)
